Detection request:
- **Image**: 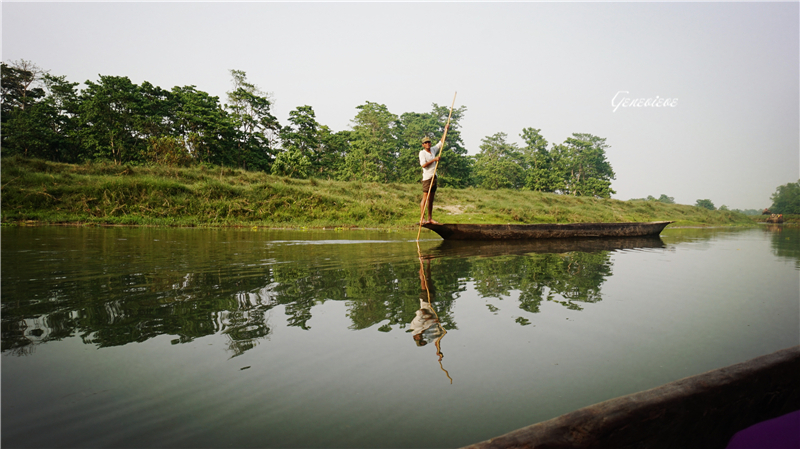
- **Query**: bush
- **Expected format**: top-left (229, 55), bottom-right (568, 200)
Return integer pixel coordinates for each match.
top-left (695, 199), bottom-right (715, 210)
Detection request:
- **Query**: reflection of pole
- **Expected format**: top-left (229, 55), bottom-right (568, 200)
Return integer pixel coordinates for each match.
top-left (416, 243), bottom-right (453, 384)
top-left (433, 329), bottom-right (452, 384)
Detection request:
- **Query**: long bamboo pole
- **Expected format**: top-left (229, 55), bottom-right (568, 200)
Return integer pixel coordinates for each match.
top-left (417, 92), bottom-right (457, 241)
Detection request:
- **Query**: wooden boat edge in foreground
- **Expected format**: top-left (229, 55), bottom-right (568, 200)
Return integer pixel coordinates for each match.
top-left (460, 345), bottom-right (800, 449)
top-left (421, 221), bottom-right (674, 240)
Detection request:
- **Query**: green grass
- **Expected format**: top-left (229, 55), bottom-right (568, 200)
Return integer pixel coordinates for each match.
top-left (1, 156), bottom-right (755, 228)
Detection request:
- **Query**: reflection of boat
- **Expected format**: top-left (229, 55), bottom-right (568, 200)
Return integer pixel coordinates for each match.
top-left (422, 221), bottom-right (673, 240)
top-left (765, 214), bottom-right (784, 223)
top-left (428, 236), bottom-right (666, 258)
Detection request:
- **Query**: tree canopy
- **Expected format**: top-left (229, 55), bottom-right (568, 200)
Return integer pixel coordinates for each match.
top-left (473, 132), bottom-right (526, 190)
top-left (770, 180), bottom-right (800, 214)
top-left (3, 60), bottom-right (621, 198)
top-left (695, 199), bottom-right (716, 210)
top-left (471, 129), bottom-right (616, 198)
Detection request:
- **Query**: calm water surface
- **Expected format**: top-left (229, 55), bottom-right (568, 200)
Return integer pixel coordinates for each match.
top-left (2, 226), bottom-right (798, 448)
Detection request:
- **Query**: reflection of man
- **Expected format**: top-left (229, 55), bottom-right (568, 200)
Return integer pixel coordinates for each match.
top-left (411, 254), bottom-right (453, 383)
top-left (411, 256), bottom-right (445, 351)
top-left (411, 302), bottom-right (443, 348)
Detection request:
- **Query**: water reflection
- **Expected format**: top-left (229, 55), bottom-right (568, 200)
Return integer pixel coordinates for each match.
top-left (413, 250), bottom-right (452, 382)
top-left (428, 236), bottom-right (665, 257)
top-left (765, 225), bottom-right (800, 268)
top-left (412, 253), bottom-right (443, 348)
top-left (2, 228), bottom-right (670, 359)
top-left (428, 237), bottom-right (664, 313)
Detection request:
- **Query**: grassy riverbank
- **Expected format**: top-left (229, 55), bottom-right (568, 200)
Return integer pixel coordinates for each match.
top-left (2, 156), bottom-right (755, 228)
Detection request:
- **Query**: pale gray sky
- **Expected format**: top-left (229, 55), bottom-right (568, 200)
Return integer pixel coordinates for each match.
top-left (3, 1), bottom-right (798, 209)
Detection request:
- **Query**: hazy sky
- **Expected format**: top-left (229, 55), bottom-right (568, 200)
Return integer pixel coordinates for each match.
top-left (3, 1), bottom-right (798, 209)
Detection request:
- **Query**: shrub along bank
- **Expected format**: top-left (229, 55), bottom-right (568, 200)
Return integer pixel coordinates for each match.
top-left (1, 157), bottom-right (754, 228)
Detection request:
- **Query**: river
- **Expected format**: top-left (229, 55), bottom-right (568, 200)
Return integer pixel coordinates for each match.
top-left (2, 225), bottom-right (798, 448)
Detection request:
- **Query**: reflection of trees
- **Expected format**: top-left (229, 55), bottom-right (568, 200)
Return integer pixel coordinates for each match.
top-left (342, 259), bottom-right (462, 333)
top-left (469, 252), bottom-right (612, 313)
top-left (2, 228), bottom-right (623, 358)
top-left (2, 228), bottom-right (277, 357)
top-left (1, 228), bottom-right (468, 358)
top-left (2, 266), bottom-right (275, 358)
top-left (767, 227), bottom-right (800, 269)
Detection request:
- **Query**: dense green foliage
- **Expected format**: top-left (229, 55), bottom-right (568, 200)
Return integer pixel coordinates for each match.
top-left (4, 60), bottom-right (782, 211)
top-left (1, 156), bottom-right (755, 227)
top-left (695, 199), bottom-right (716, 210)
top-left (1, 61), bottom-right (475, 186)
top-left (472, 129), bottom-right (616, 198)
top-left (769, 180), bottom-right (800, 214)
top-left (3, 60), bottom-right (615, 195)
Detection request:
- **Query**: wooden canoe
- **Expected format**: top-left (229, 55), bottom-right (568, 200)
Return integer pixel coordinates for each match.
top-left (421, 221), bottom-right (673, 240)
top-left (461, 345), bottom-right (800, 449)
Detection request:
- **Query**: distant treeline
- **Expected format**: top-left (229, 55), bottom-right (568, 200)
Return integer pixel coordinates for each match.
top-left (1, 60), bottom-right (615, 197)
top-left (630, 194), bottom-right (780, 215)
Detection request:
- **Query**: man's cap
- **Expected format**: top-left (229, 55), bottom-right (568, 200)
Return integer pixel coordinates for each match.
top-left (421, 137), bottom-right (432, 144)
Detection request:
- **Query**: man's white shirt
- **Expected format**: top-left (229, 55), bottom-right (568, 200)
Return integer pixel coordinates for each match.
top-left (419, 142), bottom-right (443, 181)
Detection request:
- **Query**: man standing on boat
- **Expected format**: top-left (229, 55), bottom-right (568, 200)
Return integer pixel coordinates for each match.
top-left (419, 130), bottom-right (446, 225)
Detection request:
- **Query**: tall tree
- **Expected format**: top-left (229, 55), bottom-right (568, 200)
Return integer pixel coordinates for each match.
top-left (520, 127), bottom-right (562, 192)
top-left (1, 61), bottom-right (49, 158)
top-left (770, 180), bottom-right (800, 214)
top-left (1, 60), bottom-right (47, 113)
top-left (136, 81), bottom-right (174, 140)
top-left (170, 85), bottom-right (235, 166)
top-left (2, 62), bottom-right (84, 162)
top-left (317, 127), bottom-right (352, 180)
top-left (39, 73), bottom-right (81, 162)
top-left (76, 75), bottom-right (145, 164)
top-left (551, 133), bottom-right (615, 198)
top-left (472, 132), bottom-right (526, 190)
top-left (273, 105), bottom-right (320, 178)
top-left (225, 70), bottom-right (280, 171)
top-left (340, 101), bottom-right (400, 182)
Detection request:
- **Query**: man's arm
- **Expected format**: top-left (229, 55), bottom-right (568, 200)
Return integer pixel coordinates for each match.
top-left (420, 149), bottom-right (440, 168)
top-left (421, 156), bottom-right (440, 168)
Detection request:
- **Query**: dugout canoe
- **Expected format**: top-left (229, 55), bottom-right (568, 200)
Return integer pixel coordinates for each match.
top-left (421, 221), bottom-right (673, 240)
top-left (460, 345), bottom-right (800, 449)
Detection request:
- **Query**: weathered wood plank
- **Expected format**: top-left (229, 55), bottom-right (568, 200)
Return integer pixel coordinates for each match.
top-left (461, 346), bottom-right (800, 449)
